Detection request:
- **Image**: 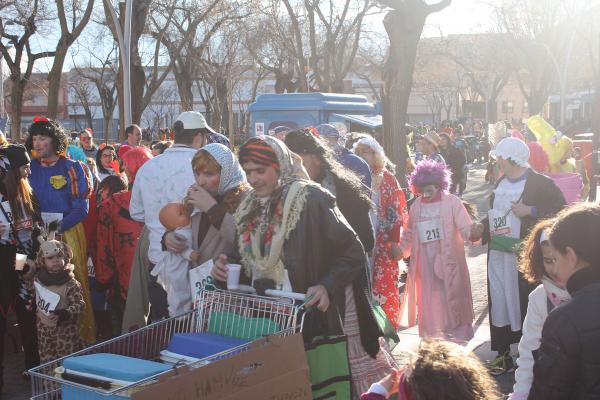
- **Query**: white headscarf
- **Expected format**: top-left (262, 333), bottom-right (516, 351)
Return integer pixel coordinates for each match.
top-left (200, 143), bottom-right (246, 196)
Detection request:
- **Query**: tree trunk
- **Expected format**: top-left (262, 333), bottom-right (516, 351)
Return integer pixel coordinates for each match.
top-left (47, 40), bottom-right (70, 119)
top-left (382, 0), bottom-right (450, 184)
top-left (383, 9), bottom-right (424, 184)
top-left (8, 80), bottom-right (24, 140)
top-left (174, 69), bottom-right (194, 111)
top-left (486, 99), bottom-right (498, 122)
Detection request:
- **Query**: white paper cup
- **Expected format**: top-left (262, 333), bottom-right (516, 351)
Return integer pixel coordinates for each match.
top-left (226, 264), bottom-right (242, 290)
top-left (15, 253), bottom-right (27, 271)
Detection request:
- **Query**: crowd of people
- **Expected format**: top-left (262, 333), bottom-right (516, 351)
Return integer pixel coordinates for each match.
top-left (0, 111), bottom-right (598, 400)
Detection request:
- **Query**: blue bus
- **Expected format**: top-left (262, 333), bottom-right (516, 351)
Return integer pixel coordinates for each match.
top-left (248, 92), bottom-right (381, 136)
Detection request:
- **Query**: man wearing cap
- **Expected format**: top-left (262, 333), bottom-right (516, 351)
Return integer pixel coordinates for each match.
top-left (481, 137), bottom-right (566, 375)
top-left (418, 132), bottom-right (446, 164)
top-left (316, 124), bottom-right (372, 188)
top-left (79, 129), bottom-right (98, 159)
top-left (129, 111), bottom-right (215, 321)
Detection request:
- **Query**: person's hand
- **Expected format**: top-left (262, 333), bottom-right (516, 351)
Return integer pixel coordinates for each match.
top-left (378, 369), bottom-right (401, 395)
top-left (305, 285), bottom-right (330, 312)
top-left (211, 254), bottom-right (229, 282)
top-left (164, 231), bottom-right (188, 253)
top-left (390, 242), bottom-right (402, 261)
top-left (185, 184), bottom-right (217, 212)
top-left (470, 222), bottom-right (484, 241)
top-left (511, 201), bottom-right (533, 218)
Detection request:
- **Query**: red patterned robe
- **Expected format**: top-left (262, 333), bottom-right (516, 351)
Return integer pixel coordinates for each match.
top-left (372, 170), bottom-right (406, 330)
top-left (95, 191), bottom-right (143, 304)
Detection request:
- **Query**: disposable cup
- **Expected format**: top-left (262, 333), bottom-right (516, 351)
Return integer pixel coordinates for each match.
top-left (227, 264), bottom-right (242, 290)
top-left (15, 253), bottom-right (27, 271)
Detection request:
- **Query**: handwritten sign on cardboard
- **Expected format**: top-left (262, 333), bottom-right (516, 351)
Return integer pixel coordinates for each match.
top-left (131, 334), bottom-right (311, 400)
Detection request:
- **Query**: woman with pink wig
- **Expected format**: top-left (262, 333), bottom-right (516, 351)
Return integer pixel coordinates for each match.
top-left (399, 160), bottom-right (483, 342)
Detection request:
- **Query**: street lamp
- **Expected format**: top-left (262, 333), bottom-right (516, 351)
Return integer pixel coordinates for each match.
top-left (104, 0), bottom-right (132, 126)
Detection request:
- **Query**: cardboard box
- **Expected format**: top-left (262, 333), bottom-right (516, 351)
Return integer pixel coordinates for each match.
top-left (132, 333), bottom-right (311, 400)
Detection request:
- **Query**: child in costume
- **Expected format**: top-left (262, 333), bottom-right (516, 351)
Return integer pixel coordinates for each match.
top-left (399, 160), bottom-right (483, 342)
top-left (152, 203), bottom-right (200, 317)
top-left (509, 220), bottom-right (570, 399)
top-left (33, 232), bottom-right (85, 364)
top-left (361, 340), bottom-right (501, 400)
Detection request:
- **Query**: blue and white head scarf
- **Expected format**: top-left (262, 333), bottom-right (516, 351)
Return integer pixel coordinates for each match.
top-left (200, 143), bottom-right (246, 196)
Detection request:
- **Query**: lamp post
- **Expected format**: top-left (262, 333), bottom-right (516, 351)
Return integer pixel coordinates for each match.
top-left (104, 0), bottom-right (132, 127)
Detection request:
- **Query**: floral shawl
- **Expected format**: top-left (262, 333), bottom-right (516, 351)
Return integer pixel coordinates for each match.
top-left (235, 136), bottom-right (311, 285)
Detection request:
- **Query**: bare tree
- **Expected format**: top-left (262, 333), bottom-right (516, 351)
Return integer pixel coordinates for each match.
top-left (379, 0), bottom-right (451, 181)
top-left (0, 0), bottom-right (55, 138)
top-left (72, 21), bottom-right (119, 142)
top-left (444, 34), bottom-right (513, 122)
top-left (46, 0), bottom-right (95, 119)
top-left (495, 0), bottom-right (588, 115)
top-left (155, 0), bottom-right (249, 112)
top-left (69, 73), bottom-right (97, 129)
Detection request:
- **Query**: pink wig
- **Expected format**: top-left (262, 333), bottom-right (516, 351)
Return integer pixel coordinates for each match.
top-left (527, 142), bottom-right (549, 173)
top-left (408, 159), bottom-right (451, 193)
top-left (511, 130), bottom-right (525, 141)
top-left (121, 147), bottom-right (152, 182)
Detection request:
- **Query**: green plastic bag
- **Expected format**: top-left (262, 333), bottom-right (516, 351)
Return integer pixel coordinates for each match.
top-left (490, 235), bottom-right (521, 254)
top-left (207, 311), bottom-right (281, 340)
top-left (373, 301), bottom-right (400, 344)
top-left (305, 335), bottom-right (352, 400)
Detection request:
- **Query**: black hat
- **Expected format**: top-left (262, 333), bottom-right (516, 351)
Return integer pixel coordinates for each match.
top-left (0, 145), bottom-right (30, 170)
top-left (284, 129), bottom-right (325, 156)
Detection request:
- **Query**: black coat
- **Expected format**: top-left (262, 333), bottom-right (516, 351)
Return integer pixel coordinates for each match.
top-left (529, 266), bottom-right (600, 400)
top-left (235, 185), bottom-right (382, 358)
top-left (483, 169), bottom-right (566, 242)
top-left (441, 145), bottom-right (466, 182)
top-left (333, 176), bottom-right (375, 253)
top-left (284, 186), bottom-right (381, 357)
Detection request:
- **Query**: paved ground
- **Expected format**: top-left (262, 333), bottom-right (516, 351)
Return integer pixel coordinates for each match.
top-left (2, 163), bottom-right (521, 399)
top-left (391, 164), bottom-right (516, 397)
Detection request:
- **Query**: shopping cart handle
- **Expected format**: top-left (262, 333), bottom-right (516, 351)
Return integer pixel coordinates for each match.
top-left (264, 289), bottom-right (306, 301)
top-left (235, 284), bottom-right (307, 301)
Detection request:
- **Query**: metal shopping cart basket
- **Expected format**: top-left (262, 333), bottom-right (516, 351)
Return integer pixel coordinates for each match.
top-left (28, 284), bottom-right (305, 399)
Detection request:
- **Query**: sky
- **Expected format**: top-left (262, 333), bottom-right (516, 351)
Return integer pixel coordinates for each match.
top-left (423, 0), bottom-right (496, 36)
top-left (20, 0), bottom-right (495, 73)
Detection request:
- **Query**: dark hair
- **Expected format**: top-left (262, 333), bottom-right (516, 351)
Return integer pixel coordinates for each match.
top-left (98, 175), bottom-right (127, 197)
top-left (25, 119), bottom-right (68, 155)
top-left (1, 168), bottom-right (36, 224)
top-left (285, 129), bottom-right (372, 208)
top-left (345, 132), bottom-right (371, 150)
top-left (125, 124), bottom-right (141, 136)
top-left (95, 145), bottom-right (116, 175)
top-left (549, 203), bottom-right (600, 265)
top-left (439, 132), bottom-right (452, 145)
top-left (408, 340), bottom-right (501, 400)
top-left (152, 141), bottom-right (172, 155)
top-left (173, 120), bottom-right (208, 145)
top-left (519, 218), bottom-right (555, 283)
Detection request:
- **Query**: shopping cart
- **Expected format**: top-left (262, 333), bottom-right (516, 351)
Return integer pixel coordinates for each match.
top-left (28, 285), bottom-right (306, 399)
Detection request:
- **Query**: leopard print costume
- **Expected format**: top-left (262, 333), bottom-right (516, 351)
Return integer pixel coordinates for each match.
top-left (36, 278), bottom-right (85, 364)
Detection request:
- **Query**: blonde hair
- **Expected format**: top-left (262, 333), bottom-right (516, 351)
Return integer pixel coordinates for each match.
top-left (191, 149), bottom-right (221, 175)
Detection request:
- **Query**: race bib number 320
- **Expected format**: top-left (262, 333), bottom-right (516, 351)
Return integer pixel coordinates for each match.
top-left (488, 209), bottom-right (511, 236)
top-left (417, 219), bottom-right (444, 243)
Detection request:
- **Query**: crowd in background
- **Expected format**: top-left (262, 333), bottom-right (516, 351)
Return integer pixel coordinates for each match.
top-left (0, 111), bottom-right (598, 400)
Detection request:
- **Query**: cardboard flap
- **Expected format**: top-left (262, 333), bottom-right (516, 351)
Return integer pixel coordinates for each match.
top-left (132, 334), bottom-right (310, 400)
